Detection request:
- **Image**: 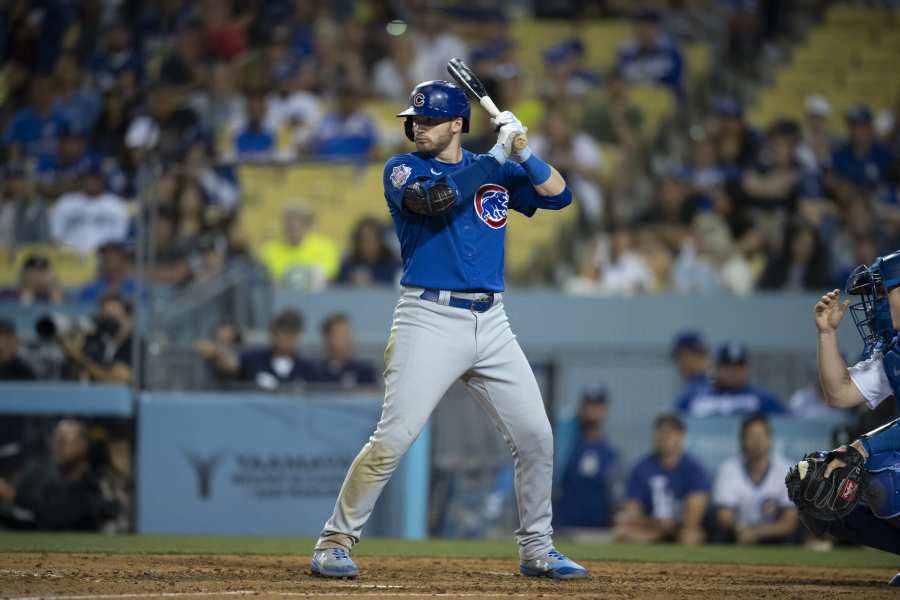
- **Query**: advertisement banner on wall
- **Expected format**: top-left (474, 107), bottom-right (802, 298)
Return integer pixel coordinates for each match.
top-left (137, 392), bottom-right (428, 537)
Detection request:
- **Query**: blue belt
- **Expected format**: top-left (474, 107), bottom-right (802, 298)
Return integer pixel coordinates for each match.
top-left (419, 289), bottom-right (495, 313)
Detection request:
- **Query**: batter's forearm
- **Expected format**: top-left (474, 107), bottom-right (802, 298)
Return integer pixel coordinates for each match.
top-left (533, 167), bottom-right (566, 196)
top-left (816, 331), bottom-right (861, 407)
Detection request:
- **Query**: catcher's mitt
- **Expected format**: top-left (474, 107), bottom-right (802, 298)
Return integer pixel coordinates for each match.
top-left (785, 446), bottom-right (869, 521)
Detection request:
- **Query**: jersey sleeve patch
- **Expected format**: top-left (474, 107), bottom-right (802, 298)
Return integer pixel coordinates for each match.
top-left (390, 164), bottom-right (413, 189)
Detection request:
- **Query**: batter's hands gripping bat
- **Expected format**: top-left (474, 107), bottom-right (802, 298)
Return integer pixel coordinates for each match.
top-left (447, 57), bottom-right (528, 152)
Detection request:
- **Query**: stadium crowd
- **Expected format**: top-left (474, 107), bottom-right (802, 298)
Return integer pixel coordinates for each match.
top-left (1, 0), bottom-right (899, 540)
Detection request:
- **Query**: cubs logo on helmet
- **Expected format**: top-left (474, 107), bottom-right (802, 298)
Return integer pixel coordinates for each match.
top-left (474, 184), bottom-right (509, 229)
top-left (413, 92), bottom-right (426, 107)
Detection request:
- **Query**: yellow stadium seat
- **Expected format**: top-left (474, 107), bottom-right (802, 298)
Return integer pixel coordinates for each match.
top-left (628, 85), bottom-right (675, 145)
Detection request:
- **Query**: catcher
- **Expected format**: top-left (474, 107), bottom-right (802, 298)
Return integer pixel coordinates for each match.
top-left (786, 251), bottom-right (900, 586)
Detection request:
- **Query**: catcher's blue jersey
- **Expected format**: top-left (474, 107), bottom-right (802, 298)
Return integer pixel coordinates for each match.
top-left (382, 149), bottom-right (571, 292)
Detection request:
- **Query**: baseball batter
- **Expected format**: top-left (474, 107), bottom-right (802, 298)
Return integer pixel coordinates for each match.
top-left (310, 80), bottom-right (588, 580)
top-left (785, 251), bottom-right (900, 586)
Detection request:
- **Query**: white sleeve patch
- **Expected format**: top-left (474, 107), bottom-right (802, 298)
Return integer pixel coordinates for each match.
top-left (847, 352), bottom-right (893, 409)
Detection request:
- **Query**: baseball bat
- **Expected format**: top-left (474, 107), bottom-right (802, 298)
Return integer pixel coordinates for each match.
top-left (446, 57), bottom-right (528, 151)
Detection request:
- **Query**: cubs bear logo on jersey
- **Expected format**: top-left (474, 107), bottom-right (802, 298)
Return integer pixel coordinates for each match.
top-left (474, 184), bottom-right (509, 229)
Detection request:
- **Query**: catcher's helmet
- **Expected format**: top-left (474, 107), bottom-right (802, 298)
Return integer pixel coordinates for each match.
top-left (396, 80), bottom-right (470, 142)
top-left (846, 250), bottom-right (900, 348)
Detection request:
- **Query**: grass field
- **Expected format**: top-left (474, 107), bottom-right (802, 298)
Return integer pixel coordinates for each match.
top-left (0, 532), bottom-right (897, 569)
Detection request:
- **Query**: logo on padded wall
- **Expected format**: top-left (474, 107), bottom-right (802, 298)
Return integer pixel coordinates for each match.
top-left (184, 450), bottom-right (226, 500)
top-left (413, 92), bottom-right (426, 107)
top-left (390, 164), bottom-right (412, 189)
top-left (474, 184), bottom-right (509, 229)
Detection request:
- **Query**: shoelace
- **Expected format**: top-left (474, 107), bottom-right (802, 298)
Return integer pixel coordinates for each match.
top-left (331, 549), bottom-right (349, 560)
top-left (547, 549), bottom-right (567, 561)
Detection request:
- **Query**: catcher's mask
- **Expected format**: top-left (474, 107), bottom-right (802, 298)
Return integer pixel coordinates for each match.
top-left (845, 253), bottom-right (900, 349)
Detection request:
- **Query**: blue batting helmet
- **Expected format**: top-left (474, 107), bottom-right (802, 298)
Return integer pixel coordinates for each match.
top-left (846, 250), bottom-right (900, 348)
top-left (396, 80), bottom-right (470, 142)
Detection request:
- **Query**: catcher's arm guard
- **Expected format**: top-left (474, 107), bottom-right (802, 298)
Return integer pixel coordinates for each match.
top-left (785, 446), bottom-right (868, 521)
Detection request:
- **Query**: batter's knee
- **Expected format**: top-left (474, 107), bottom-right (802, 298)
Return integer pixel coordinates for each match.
top-left (515, 419), bottom-right (554, 463)
top-left (352, 439), bottom-right (406, 481)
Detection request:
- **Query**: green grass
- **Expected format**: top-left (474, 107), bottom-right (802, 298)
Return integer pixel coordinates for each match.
top-left (0, 534), bottom-right (897, 570)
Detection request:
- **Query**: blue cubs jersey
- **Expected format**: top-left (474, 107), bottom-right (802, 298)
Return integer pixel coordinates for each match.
top-left (382, 149), bottom-right (571, 292)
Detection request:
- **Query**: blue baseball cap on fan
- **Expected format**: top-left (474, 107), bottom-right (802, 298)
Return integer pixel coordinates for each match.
top-left (716, 341), bottom-right (748, 366)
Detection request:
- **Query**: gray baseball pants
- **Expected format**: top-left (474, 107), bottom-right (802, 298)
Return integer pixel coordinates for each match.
top-left (315, 286), bottom-right (554, 560)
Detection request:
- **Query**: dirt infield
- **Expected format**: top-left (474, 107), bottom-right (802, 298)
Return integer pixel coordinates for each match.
top-left (0, 553), bottom-right (897, 600)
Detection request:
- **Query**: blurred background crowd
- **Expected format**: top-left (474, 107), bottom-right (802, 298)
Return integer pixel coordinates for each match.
top-left (1, 0), bottom-right (899, 546)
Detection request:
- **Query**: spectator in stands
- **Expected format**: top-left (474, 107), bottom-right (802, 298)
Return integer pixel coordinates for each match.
top-left (675, 341), bottom-right (785, 417)
top-left (336, 217), bottom-right (400, 287)
top-left (616, 9), bottom-right (685, 102)
top-left (673, 213), bottom-right (754, 295)
top-left (373, 33), bottom-right (417, 102)
top-left (0, 319), bottom-right (36, 381)
top-left (582, 66), bottom-right (644, 150)
top-left (2, 75), bottom-right (67, 160)
top-left (311, 313), bottom-right (376, 389)
top-left (233, 90), bottom-right (277, 162)
top-left (36, 124), bottom-right (94, 200)
top-left (202, 309), bottom-right (315, 390)
top-left (49, 163), bottom-right (129, 255)
top-left (0, 419), bottom-right (119, 530)
top-left (158, 20), bottom-right (204, 87)
top-left (260, 203), bottom-right (340, 289)
top-left (614, 414), bottom-right (710, 544)
top-left (707, 97), bottom-right (762, 171)
top-left (77, 241), bottom-right (139, 303)
top-left (530, 111), bottom-right (605, 229)
top-left (831, 105), bottom-right (894, 191)
top-left (53, 52), bottom-right (102, 135)
top-left (174, 180), bottom-right (210, 246)
top-left (541, 39), bottom-right (602, 100)
top-left (87, 19), bottom-right (144, 93)
top-left (566, 227), bottom-right (655, 295)
top-left (637, 173), bottom-right (695, 246)
top-left (195, 321), bottom-right (242, 385)
top-left (189, 61), bottom-right (246, 141)
top-left (410, 9), bottom-right (468, 84)
top-left (788, 361), bottom-right (848, 419)
top-left (711, 415), bottom-right (798, 545)
top-left (202, 1), bottom-right (252, 61)
top-left (0, 255), bottom-right (63, 306)
top-left (60, 293), bottom-right (134, 385)
top-left (182, 139), bottom-right (240, 212)
top-left (671, 330), bottom-right (708, 391)
top-left (125, 84), bottom-right (202, 164)
top-left (554, 385), bottom-right (622, 530)
top-left (92, 90), bottom-right (132, 162)
top-left (263, 64), bottom-right (322, 154)
top-left (309, 85), bottom-right (378, 162)
top-left (757, 223), bottom-right (832, 291)
top-left (679, 133), bottom-right (737, 206)
top-left (741, 120), bottom-right (814, 228)
top-left (797, 95), bottom-right (834, 173)
top-left (0, 163), bottom-right (50, 249)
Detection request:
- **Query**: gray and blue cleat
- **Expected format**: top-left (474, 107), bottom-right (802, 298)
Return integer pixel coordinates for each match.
top-left (520, 548), bottom-right (589, 579)
top-left (311, 548), bottom-right (359, 578)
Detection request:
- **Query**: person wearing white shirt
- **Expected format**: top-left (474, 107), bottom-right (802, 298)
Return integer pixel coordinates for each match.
top-left (50, 168), bottom-right (129, 255)
top-left (712, 415), bottom-right (798, 544)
